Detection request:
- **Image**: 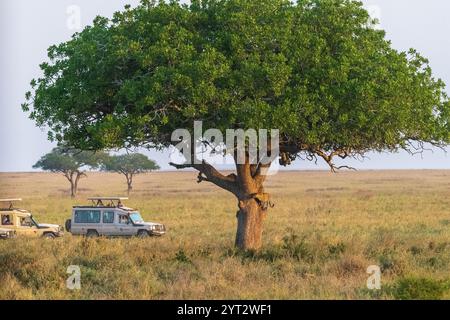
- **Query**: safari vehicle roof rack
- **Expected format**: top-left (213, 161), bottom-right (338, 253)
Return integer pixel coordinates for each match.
top-left (87, 197), bottom-right (129, 208)
top-left (0, 198), bottom-right (23, 210)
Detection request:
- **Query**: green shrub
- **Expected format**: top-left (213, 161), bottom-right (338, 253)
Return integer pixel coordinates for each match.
top-left (327, 242), bottom-right (346, 258)
top-left (378, 253), bottom-right (403, 275)
top-left (408, 246), bottom-right (423, 256)
top-left (175, 249), bottom-right (192, 264)
top-left (282, 233), bottom-right (313, 262)
top-left (389, 277), bottom-right (449, 300)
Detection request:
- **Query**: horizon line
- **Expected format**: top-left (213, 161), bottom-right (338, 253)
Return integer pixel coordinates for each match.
top-left (1, 168), bottom-right (450, 174)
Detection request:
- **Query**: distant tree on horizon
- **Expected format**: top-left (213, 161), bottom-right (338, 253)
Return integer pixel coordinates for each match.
top-left (33, 147), bottom-right (105, 197)
top-left (101, 153), bottom-right (160, 195)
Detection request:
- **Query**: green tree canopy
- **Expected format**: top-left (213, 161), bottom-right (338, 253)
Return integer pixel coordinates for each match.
top-left (33, 147), bottom-right (105, 197)
top-left (102, 153), bottom-right (160, 194)
top-left (23, 0), bottom-right (450, 162)
top-left (24, 0), bottom-right (450, 249)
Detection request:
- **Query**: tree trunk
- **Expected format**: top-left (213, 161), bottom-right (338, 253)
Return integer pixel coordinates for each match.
top-left (125, 173), bottom-right (133, 195)
top-left (64, 171), bottom-right (83, 198)
top-left (74, 182), bottom-right (78, 197)
top-left (70, 180), bottom-right (76, 198)
top-left (72, 172), bottom-right (84, 198)
top-left (235, 198), bottom-right (266, 250)
top-left (233, 161), bottom-right (270, 251)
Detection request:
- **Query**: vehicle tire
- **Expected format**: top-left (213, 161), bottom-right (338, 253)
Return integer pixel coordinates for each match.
top-left (65, 219), bottom-right (72, 232)
top-left (137, 230), bottom-right (150, 238)
top-left (86, 230), bottom-right (99, 238)
top-left (43, 233), bottom-right (55, 239)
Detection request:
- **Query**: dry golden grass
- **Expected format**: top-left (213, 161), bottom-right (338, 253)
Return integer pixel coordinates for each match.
top-left (1, 170), bottom-right (450, 300)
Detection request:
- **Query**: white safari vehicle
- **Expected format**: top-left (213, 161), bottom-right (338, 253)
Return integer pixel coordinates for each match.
top-left (65, 197), bottom-right (166, 238)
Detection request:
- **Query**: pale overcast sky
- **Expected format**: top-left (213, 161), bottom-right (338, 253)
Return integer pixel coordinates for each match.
top-left (1, 0), bottom-right (449, 172)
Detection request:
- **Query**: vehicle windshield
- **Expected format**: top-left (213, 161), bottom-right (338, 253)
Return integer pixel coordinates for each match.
top-left (31, 216), bottom-right (39, 227)
top-left (129, 212), bottom-right (144, 224)
top-left (30, 216), bottom-right (39, 227)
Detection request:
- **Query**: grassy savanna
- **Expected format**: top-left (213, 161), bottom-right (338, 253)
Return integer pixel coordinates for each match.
top-left (1, 170), bottom-right (450, 300)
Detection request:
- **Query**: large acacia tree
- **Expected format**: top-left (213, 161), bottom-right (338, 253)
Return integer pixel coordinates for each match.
top-left (23, 0), bottom-right (449, 250)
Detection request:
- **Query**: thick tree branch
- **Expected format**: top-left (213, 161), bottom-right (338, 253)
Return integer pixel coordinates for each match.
top-left (170, 160), bottom-right (238, 195)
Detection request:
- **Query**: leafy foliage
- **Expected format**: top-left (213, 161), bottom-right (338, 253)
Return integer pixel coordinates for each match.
top-left (33, 147), bottom-right (105, 197)
top-left (23, 0), bottom-right (450, 169)
top-left (102, 153), bottom-right (160, 175)
top-left (33, 147), bottom-right (104, 173)
top-left (387, 277), bottom-right (449, 300)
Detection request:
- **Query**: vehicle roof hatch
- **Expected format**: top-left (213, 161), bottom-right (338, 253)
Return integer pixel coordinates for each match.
top-left (0, 198), bottom-right (23, 210)
top-left (87, 197), bottom-right (129, 208)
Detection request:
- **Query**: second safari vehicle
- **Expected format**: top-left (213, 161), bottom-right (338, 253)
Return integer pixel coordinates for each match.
top-left (65, 197), bottom-right (166, 238)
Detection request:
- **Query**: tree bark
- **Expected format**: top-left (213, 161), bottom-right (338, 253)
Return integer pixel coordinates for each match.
top-left (64, 171), bottom-right (76, 198)
top-left (235, 198), bottom-right (266, 250)
top-left (125, 173), bottom-right (133, 195)
top-left (127, 179), bottom-right (132, 195)
top-left (70, 179), bottom-right (76, 198)
top-left (233, 161), bottom-right (270, 251)
top-left (73, 172), bottom-right (84, 198)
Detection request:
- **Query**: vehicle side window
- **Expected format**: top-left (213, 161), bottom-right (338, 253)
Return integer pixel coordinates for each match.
top-left (20, 217), bottom-right (33, 227)
top-left (1, 214), bottom-right (12, 225)
top-left (74, 210), bottom-right (101, 223)
top-left (118, 215), bottom-right (129, 224)
top-left (102, 211), bottom-right (115, 224)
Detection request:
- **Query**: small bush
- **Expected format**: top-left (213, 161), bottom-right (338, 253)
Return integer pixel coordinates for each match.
top-left (379, 255), bottom-right (395, 271)
top-left (378, 253), bottom-right (403, 275)
top-left (408, 246), bottom-right (423, 256)
top-left (282, 233), bottom-right (313, 262)
top-left (388, 277), bottom-right (449, 300)
top-left (175, 249), bottom-right (192, 264)
top-left (327, 242), bottom-right (346, 258)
